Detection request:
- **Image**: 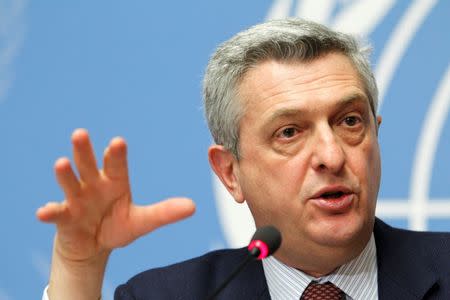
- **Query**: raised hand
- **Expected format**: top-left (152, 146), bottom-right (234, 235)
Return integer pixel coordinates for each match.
top-left (36, 129), bottom-right (195, 300)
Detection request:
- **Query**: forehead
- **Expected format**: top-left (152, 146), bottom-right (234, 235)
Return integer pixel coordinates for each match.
top-left (237, 53), bottom-right (369, 120)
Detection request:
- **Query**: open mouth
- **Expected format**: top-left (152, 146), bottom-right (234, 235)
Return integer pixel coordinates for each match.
top-left (321, 191), bottom-right (345, 199)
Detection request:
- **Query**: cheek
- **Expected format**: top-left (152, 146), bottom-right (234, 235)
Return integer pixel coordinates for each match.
top-left (350, 140), bottom-right (381, 204)
top-left (246, 151), bottom-right (310, 191)
top-left (239, 153), bottom-right (310, 219)
top-left (367, 144), bottom-right (382, 197)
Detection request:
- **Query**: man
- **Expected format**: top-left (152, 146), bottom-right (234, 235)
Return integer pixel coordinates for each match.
top-left (38, 18), bottom-right (450, 299)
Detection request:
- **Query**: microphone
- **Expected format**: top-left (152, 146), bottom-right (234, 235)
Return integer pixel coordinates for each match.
top-left (248, 225), bottom-right (282, 260)
top-left (206, 225), bottom-right (282, 300)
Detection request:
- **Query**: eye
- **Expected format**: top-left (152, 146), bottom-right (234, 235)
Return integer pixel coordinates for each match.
top-left (276, 126), bottom-right (299, 139)
top-left (343, 115), bottom-right (361, 127)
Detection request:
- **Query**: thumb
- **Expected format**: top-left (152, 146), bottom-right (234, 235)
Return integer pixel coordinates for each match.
top-left (129, 198), bottom-right (196, 239)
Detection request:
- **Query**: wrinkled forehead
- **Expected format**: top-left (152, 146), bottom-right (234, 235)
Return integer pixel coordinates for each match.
top-left (238, 55), bottom-right (363, 101)
top-left (235, 54), bottom-right (374, 119)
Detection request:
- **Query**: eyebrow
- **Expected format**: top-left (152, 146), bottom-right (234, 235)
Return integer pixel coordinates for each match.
top-left (265, 92), bottom-right (369, 124)
top-left (337, 92), bottom-right (369, 109)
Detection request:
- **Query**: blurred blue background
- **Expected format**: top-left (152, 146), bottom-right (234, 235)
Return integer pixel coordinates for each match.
top-left (1, 1), bottom-right (449, 299)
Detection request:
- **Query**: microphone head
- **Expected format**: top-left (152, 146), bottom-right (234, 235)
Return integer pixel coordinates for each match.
top-left (248, 225), bottom-right (282, 260)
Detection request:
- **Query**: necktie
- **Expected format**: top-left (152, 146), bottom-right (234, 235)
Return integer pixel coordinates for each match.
top-left (300, 282), bottom-right (344, 300)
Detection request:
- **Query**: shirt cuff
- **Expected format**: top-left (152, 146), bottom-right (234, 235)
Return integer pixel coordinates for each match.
top-left (42, 285), bottom-right (102, 300)
top-left (42, 285), bottom-right (49, 300)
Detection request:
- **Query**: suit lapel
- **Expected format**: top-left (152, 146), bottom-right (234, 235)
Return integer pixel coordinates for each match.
top-left (374, 218), bottom-right (438, 300)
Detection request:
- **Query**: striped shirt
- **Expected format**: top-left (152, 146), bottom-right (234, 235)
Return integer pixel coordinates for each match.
top-left (262, 234), bottom-right (378, 300)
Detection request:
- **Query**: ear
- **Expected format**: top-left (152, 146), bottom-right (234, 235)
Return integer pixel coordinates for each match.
top-left (376, 115), bottom-right (382, 135)
top-left (208, 145), bottom-right (244, 203)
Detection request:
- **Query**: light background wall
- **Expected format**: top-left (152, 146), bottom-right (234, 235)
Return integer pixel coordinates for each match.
top-left (1, 1), bottom-right (449, 299)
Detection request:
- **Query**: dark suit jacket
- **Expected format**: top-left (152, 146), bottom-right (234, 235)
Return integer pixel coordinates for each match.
top-left (115, 219), bottom-right (450, 299)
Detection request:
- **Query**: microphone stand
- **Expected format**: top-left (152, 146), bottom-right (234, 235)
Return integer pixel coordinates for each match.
top-left (205, 248), bottom-right (260, 300)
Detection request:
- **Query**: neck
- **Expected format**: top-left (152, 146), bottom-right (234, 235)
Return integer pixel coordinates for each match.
top-left (275, 233), bottom-right (372, 277)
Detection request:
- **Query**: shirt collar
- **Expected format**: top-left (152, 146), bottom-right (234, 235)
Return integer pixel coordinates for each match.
top-left (262, 234), bottom-right (378, 300)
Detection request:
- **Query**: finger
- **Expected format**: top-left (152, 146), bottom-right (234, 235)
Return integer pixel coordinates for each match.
top-left (54, 157), bottom-right (81, 198)
top-left (129, 198), bottom-right (196, 239)
top-left (103, 137), bottom-right (129, 180)
top-left (36, 202), bottom-right (69, 223)
top-left (72, 129), bottom-right (99, 183)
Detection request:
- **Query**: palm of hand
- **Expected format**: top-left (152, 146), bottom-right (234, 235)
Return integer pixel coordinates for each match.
top-left (37, 129), bottom-right (195, 263)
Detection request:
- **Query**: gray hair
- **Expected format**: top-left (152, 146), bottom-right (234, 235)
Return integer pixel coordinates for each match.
top-left (203, 18), bottom-right (378, 158)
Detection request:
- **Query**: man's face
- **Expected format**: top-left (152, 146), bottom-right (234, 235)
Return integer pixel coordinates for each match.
top-left (234, 53), bottom-right (381, 272)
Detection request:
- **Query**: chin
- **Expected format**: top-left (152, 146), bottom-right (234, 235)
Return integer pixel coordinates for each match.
top-left (309, 214), bottom-right (371, 248)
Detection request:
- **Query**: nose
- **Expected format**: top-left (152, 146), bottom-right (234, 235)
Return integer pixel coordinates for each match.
top-left (310, 124), bottom-right (345, 173)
